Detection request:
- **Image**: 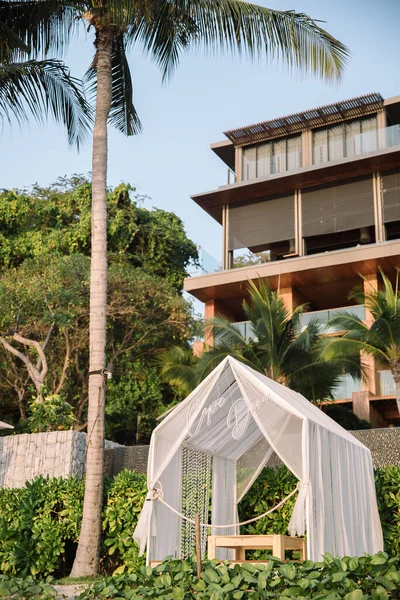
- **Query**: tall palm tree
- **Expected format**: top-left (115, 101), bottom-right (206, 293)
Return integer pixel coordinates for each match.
top-left (0, 1), bottom-right (90, 148)
top-left (161, 279), bottom-right (360, 402)
top-left (63, 1), bottom-right (350, 576)
top-left (323, 270), bottom-right (400, 415)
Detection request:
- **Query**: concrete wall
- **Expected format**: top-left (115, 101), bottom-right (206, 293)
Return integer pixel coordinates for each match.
top-left (2, 427), bottom-right (399, 488)
top-left (0, 431), bottom-right (121, 488)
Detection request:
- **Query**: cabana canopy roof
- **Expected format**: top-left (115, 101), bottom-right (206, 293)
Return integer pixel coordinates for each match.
top-left (134, 356), bottom-right (383, 563)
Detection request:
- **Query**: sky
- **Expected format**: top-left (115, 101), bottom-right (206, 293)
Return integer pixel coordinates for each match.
top-left (1, 0), bottom-right (400, 263)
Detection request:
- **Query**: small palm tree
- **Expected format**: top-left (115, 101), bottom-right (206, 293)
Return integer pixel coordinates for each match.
top-left (323, 270), bottom-right (400, 415)
top-left (0, 2), bottom-right (90, 148)
top-left (161, 280), bottom-right (360, 403)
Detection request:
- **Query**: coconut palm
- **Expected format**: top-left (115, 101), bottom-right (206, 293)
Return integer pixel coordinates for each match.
top-left (161, 279), bottom-right (360, 402)
top-left (0, 2), bottom-right (90, 148)
top-left (323, 270), bottom-right (400, 415)
top-left (46, 0), bottom-right (349, 576)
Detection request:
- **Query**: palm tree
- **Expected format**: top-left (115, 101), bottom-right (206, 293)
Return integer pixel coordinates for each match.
top-left (323, 270), bottom-right (400, 415)
top-left (161, 279), bottom-right (360, 402)
top-left (0, 2), bottom-right (90, 148)
top-left (61, 1), bottom-right (350, 576)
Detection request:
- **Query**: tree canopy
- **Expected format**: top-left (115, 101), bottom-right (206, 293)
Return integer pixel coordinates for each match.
top-left (0, 179), bottom-right (197, 439)
top-left (0, 176), bottom-right (198, 290)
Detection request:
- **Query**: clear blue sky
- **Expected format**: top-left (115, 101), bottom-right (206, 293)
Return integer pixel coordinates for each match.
top-left (1, 0), bottom-right (399, 261)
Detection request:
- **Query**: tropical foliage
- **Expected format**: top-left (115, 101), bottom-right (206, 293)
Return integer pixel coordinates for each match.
top-left (0, 2), bottom-right (90, 147)
top-left (323, 271), bottom-right (400, 414)
top-left (78, 553), bottom-right (400, 600)
top-left (161, 280), bottom-right (360, 403)
top-left (0, 179), bottom-right (197, 439)
top-left (0, 467), bottom-right (399, 579)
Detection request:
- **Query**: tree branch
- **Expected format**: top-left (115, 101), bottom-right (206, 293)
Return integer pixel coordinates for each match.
top-left (55, 331), bottom-right (70, 394)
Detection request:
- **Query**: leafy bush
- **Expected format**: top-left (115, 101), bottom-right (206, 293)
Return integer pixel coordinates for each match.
top-left (28, 394), bottom-right (76, 433)
top-left (0, 470), bottom-right (146, 579)
top-left (78, 553), bottom-right (400, 599)
top-left (0, 467), bottom-right (399, 580)
top-left (0, 574), bottom-right (56, 598)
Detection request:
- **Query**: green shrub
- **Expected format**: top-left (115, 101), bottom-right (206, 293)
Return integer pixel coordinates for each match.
top-left (0, 470), bottom-right (147, 579)
top-left (0, 574), bottom-right (56, 598)
top-left (0, 466), bottom-right (399, 580)
top-left (28, 394), bottom-right (76, 433)
top-left (78, 553), bottom-right (400, 599)
top-left (101, 470), bottom-right (147, 574)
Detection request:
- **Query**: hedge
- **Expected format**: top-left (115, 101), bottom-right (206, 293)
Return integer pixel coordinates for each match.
top-left (0, 467), bottom-right (399, 579)
top-left (78, 554), bottom-right (400, 600)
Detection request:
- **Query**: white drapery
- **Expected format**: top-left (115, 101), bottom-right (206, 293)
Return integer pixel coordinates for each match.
top-left (133, 356), bottom-right (383, 563)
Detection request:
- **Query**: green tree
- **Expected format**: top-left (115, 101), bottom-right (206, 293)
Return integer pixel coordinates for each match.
top-left (0, 253), bottom-right (194, 431)
top-left (161, 280), bottom-right (360, 403)
top-left (323, 270), bottom-right (400, 416)
top-left (0, 177), bottom-right (197, 290)
top-left (0, 2), bottom-right (90, 148)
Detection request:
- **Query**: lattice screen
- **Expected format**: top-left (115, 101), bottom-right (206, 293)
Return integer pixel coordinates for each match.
top-left (181, 445), bottom-right (212, 559)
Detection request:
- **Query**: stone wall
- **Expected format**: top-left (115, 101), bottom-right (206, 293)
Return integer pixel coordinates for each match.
top-left (2, 427), bottom-right (399, 488)
top-left (0, 431), bottom-right (121, 488)
top-left (265, 427), bottom-right (400, 470)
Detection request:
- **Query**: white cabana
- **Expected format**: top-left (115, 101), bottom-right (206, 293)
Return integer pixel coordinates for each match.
top-left (134, 356), bottom-right (383, 563)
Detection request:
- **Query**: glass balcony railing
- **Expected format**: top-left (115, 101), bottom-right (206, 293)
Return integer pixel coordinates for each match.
top-left (313, 123), bottom-right (400, 167)
top-left (237, 124), bottom-right (400, 185)
top-left (299, 305), bottom-right (365, 333)
top-left (232, 320), bottom-right (256, 342)
top-left (378, 371), bottom-right (396, 396)
top-left (332, 374), bottom-right (362, 400)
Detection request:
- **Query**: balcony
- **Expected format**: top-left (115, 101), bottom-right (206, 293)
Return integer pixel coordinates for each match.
top-left (378, 370), bottom-right (396, 396)
top-left (241, 124), bottom-right (400, 185)
top-left (299, 305), bottom-right (366, 333)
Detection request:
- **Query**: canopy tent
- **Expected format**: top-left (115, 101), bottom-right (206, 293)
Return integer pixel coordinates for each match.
top-left (134, 356), bottom-right (383, 563)
top-left (0, 420), bottom-right (13, 429)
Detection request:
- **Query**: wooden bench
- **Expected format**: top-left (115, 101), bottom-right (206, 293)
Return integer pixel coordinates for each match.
top-left (207, 534), bottom-right (306, 562)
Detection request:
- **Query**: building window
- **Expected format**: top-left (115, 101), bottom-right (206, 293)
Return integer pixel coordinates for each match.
top-left (312, 116), bottom-right (378, 166)
top-left (382, 170), bottom-right (400, 241)
top-left (302, 177), bottom-right (375, 254)
top-left (242, 135), bottom-right (302, 181)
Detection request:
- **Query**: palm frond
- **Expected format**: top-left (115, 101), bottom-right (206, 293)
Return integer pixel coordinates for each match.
top-left (0, 0), bottom-right (80, 60)
top-left (135, 0), bottom-right (349, 81)
top-left (85, 36), bottom-right (142, 136)
top-left (0, 59), bottom-right (92, 149)
top-left (157, 345), bottom-right (199, 396)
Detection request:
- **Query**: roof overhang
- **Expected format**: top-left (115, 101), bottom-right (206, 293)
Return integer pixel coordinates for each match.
top-left (184, 240), bottom-right (400, 308)
top-left (224, 92), bottom-right (384, 147)
top-left (192, 145), bottom-right (400, 223)
top-left (210, 139), bottom-right (235, 170)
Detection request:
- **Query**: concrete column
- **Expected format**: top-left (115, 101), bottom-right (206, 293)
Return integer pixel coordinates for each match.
top-left (352, 391), bottom-right (371, 423)
top-left (362, 273), bottom-right (379, 395)
top-left (235, 147), bottom-right (243, 182)
top-left (204, 300), bottom-right (236, 346)
top-left (301, 130), bottom-right (313, 166)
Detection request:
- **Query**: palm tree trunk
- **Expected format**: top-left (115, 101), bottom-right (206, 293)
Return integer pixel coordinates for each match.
top-left (70, 29), bottom-right (112, 577)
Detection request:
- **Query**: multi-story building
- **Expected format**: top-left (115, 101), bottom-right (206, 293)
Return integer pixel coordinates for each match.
top-left (184, 92), bottom-right (400, 427)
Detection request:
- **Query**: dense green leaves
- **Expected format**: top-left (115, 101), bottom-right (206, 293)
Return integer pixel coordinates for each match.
top-left (0, 177), bottom-right (198, 290)
top-left (162, 279), bottom-right (360, 402)
top-left (0, 178), bottom-right (197, 437)
top-left (0, 466), bottom-right (398, 580)
top-left (78, 552), bottom-right (400, 599)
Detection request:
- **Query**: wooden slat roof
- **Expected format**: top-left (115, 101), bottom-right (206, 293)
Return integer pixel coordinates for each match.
top-left (224, 92), bottom-right (384, 146)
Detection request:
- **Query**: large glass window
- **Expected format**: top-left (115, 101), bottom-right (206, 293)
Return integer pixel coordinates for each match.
top-left (312, 116), bottom-right (378, 166)
top-left (302, 178), bottom-right (375, 246)
top-left (228, 195), bottom-right (295, 253)
top-left (242, 135), bottom-right (302, 181)
top-left (382, 171), bottom-right (400, 241)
